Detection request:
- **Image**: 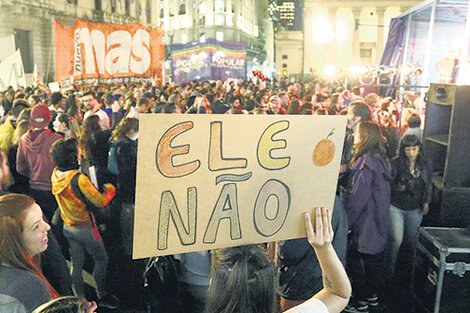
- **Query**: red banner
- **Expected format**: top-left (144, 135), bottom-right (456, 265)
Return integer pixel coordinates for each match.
top-left (54, 18), bottom-right (165, 87)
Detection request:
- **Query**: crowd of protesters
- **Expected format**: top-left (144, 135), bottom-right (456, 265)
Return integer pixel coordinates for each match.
top-left (0, 77), bottom-right (430, 313)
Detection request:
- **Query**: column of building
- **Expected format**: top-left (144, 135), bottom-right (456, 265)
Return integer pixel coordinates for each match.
top-left (352, 7), bottom-right (361, 65)
top-left (303, 7), bottom-right (313, 75)
top-left (328, 7), bottom-right (337, 67)
top-left (376, 6), bottom-right (386, 63)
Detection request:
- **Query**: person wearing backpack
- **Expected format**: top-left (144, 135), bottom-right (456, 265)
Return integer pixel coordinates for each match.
top-left (50, 138), bottom-right (119, 309)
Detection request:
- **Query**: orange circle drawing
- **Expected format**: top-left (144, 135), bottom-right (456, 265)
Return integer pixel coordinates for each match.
top-left (313, 129), bottom-right (336, 167)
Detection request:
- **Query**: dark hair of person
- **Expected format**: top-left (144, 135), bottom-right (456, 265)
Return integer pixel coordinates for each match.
top-left (352, 121), bottom-right (389, 167)
top-left (331, 93), bottom-right (340, 105)
top-left (407, 114), bottom-right (421, 128)
top-left (32, 296), bottom-right (88, 313)
top-left (299, 103), bottom-right (312, 114)
top-left (80, 115), bottom-right (101, 161)
top-left (82, 90), bottom-right (96, 99)
top-left (398, 134), bottom-right (423, 162)
top-left (393, 134), bottom-right (426, 179)
top-left (50, 92), bottom-right (63, 106)
top-left (0, 193), bottom-right (59, 298)
top-left (352, 86), bottom-right (361, 96)
top-left (163, 104), bottom-right (177, 114)
top-left (349, 100), bottom-right (372, 122)
top-left (11, 100), bottom-right (30, 118)
top-left (50, 138), bottom-right (79, 171)
top-left (286, 100), bottom-right (299, 115)
top-left (205, 245), bottom-right (278, 313)
top-left (110, 117), bottom-right (139, 143)
top-left (64, 96), bottom-right (79, 117)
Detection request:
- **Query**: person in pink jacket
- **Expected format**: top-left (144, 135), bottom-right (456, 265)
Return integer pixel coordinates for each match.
top-left (16, 104), bottom-right (62, 221)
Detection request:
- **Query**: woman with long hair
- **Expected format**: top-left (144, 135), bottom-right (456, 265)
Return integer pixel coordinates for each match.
top-left (7, 120), bottom-right (31, 194)
top-left (343, 121), bottom-right (391, 312)
top-left (388, 135), bottom-right (432, 287)
top-left (205, 208), bottom-right (351, 313)
top-left (80, 115), bottom-right (113, 189)
top-left (33, 296), bottom-right (97, 313)
top-left (0, 193), bottom-right (59, 312)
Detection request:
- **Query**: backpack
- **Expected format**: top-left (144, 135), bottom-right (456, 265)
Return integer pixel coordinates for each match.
top-left (107, 145), bottom-right (119, 175)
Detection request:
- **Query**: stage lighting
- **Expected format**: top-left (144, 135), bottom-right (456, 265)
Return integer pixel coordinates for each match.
top-left (349, 65), bottom-right (367, 75)
top-left (323, 64), bottom-right (336, 77)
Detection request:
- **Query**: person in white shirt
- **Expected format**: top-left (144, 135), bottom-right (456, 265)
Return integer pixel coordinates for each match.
top-left (81, 91), bottom-right (110, 130)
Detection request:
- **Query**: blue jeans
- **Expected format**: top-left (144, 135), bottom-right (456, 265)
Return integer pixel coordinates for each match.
top-left (63, 224), bottom-right (109, 299)
top-left (388, 204), bottom-right (423, 279)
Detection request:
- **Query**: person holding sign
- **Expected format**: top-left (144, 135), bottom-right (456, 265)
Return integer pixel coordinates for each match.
top-left (205, 207), bottom-right (351, 313)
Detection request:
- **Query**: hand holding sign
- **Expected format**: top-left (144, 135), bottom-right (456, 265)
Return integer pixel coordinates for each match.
top-left (304, 207), bottom-right (333, 248)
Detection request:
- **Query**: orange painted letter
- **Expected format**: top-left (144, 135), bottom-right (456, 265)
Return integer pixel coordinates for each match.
top-left (156, 122), bottom-right (200, 177)
top-left (209, 121), bottom-right (247, 171)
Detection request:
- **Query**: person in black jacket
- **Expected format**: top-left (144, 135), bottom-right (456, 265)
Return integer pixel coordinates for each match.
top-left (109, 117), bottom-right (139, 256)
top-left (388, 135), bottom-right (432, 287)
top-left (278, 196), bottom-right (348, 311)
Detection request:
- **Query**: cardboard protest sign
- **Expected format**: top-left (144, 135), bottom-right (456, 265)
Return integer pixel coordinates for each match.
top-left (134, 115), bottom-right (346, 259)
top-left (0, 50), bottom-right (26, 90)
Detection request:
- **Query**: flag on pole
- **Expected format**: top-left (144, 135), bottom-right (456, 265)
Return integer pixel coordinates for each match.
top-left (33, 63), bottom-right (40, 87)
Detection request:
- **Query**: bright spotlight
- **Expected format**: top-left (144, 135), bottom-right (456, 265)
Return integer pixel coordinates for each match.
top-left (324, 64), bottom-right (336, 77)
top-left (312, 17), bottom-right (334, 44)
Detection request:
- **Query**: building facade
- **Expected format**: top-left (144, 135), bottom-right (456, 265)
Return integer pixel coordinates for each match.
top-left (0, 0), bottom-right (154, 84)
top-left (156, 0), bottom-right (274, 78)
top-left (303, 0), bottom-right (420, 76)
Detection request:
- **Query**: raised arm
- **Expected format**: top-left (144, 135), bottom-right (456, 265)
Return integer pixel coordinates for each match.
top-left (286, 207), bottom-right (351, 313)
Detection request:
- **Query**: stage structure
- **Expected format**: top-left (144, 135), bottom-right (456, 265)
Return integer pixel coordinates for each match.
top-left (381, 0), bottom-right (470, 104)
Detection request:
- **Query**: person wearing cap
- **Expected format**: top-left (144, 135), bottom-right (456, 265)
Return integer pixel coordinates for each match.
top-left (16, 104), bottom-right (62, 221)
top-left (0, 99), bottom-right (29, 152)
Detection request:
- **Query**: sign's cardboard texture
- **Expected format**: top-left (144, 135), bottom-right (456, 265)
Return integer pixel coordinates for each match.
top-left (134, 114), bottom-right (346, 258)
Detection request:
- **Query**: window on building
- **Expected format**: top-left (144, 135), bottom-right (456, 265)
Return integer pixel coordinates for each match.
top-left (110, 0), bottom-right (116, 12)
top-left (200, 34), bottom-right (206, 43)
top-left (160, 8), bottom-right (164, 18)
top-left (14, 29), bottom-right (33, 73)
top-left (214, 0), bottom-right (225, 12)
top-left (215, 14), bottom-right (225, 26)
top-left (216, 31), bottom-right (224, 41)
top-left (146, 0), bottom-right (151, 22)
top-left (179, 3), bottom-right (186, 15)
top-left (181, 33), bottom-right (188, 44)
top-left (282, 55), bottom-right (288, 59)
top-left (125, 0), bottom-right (130, 15)
top-left (199, 1), bottom-right (206, 14)
top-left (282, 64), bottom-right (288, 68)
top-left (67, 0), bottom-right (78, 4)
top-left (199, 16), bottom-right (206, 25)
top-left (94, 0), bottom-right (102, 11)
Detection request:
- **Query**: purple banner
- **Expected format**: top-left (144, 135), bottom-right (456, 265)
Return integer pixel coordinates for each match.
top-left (171, 38), bottom-right (247, 84)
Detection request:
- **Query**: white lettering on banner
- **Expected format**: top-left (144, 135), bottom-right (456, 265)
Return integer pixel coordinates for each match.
top-left (73, 29), bottom-right (82, 74)
top-left (74, 27), bottom-right (151, 76)
top-left (105, 30), bottom-right (132, 75)
top-left (130, 29), bottom-right (151, 74)
top-left (211, 56), bottom-right (245, 69)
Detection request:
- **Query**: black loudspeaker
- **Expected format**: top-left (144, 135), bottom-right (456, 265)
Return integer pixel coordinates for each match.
top-left (423, 84), bottom-right (470, 188)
